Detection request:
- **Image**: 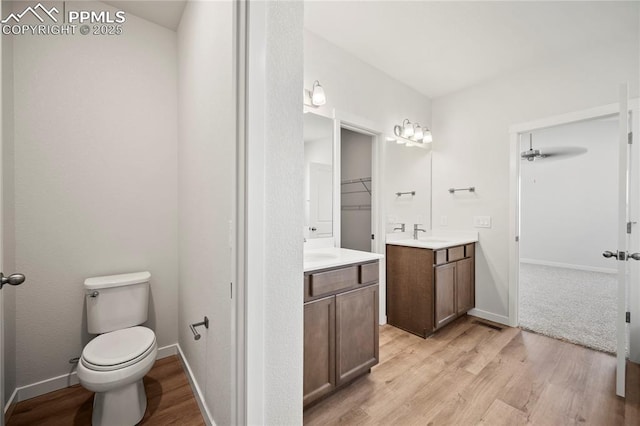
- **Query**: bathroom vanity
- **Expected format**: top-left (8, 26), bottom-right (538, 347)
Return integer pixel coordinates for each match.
top-left (303, 248), bottom-right (383, 407)
top-left (386, 234), bottom-right (478, 338)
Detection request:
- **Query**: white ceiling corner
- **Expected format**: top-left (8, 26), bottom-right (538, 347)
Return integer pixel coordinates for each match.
top-left (103, 0), bottom-right (187, 31)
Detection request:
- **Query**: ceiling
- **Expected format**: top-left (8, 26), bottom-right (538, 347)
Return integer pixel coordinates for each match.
top-left (304, 1), bottom-right (640, 99)
top-left (103, 0), bottom-right (186, 30)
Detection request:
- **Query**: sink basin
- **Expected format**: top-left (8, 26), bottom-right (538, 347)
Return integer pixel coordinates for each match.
top-left (304, 252), bottom-right (339, 261)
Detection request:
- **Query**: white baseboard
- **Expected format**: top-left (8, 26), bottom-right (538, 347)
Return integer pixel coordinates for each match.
top-left (520, 258), bottom-right (617, 274)
top-left (157, 343), bottom-right (179, 359)
top-left (3, 387), bottom-right (18, 419)
top-left (176, 344), bottom-right (215, 426)
top-left (467, 309), bottom-right (510, 326)
top-left (17, 371), bottom-right (80, 402)
top-left (11, 343), bottom-right (180, 404)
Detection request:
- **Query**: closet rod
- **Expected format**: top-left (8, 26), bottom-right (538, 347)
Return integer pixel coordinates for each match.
top-left (341, 177), bottom-right (371, 185)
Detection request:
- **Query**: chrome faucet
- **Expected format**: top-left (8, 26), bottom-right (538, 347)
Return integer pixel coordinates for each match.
top-left (393, 223), bottom-right (406, 232)
top-left (413, 224), bottom-right (426, 240)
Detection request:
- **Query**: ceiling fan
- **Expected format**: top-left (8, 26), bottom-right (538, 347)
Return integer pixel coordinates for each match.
top-left (520, 133), bottom-right (587, 162)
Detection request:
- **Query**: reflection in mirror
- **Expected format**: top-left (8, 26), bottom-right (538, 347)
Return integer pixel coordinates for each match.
top-left (304, 113), bottom-right (334, 239)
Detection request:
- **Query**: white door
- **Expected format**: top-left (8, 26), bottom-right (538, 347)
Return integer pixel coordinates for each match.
top-left (309, 162), bottom-right (333, 238)
top-left (610, 83), bottom-right (637, 397)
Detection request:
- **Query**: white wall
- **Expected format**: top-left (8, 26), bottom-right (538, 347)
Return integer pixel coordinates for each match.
top-left (177, 1), bottom-right (234, 424)
top-left (520, 118), bottom-right (618, 272)
top-left (341, 128), bottom-right (372, 251)
top-left (2, 0), bottom-right (16, 407)
top-left (431, 38), bottom-right (640, 321)
top-left (304, 30), bottom-right (433, 236)
top-left (11, 2), bottom-right (179, 387)
top-left (250, 1), bottom-right (305, 423)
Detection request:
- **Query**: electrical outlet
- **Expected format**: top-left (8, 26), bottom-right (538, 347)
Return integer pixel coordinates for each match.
top-left (474, 216), bottom-right (491, 228)
top-left (440, 216), bottom-right (448, 227)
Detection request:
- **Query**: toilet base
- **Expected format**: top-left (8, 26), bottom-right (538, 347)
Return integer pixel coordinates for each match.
top-left (92, 379), bottom-right (147, 426)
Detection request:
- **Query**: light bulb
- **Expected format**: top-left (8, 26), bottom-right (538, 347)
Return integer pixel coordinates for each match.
top-left (423, 129), bottom-right (433, 143)
top-left (311, 81), bottom-right (326, 106)
top-left (402, 119), bottom-right (414, 138)
top-left (414, 126), bottom-right (424, 141)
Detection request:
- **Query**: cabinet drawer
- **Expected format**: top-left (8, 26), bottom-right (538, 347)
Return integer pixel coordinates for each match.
top-left (309, 266), bottom-right (358, 298)
top-left (435, 250), bottom-right (447, 265)
top-left (359, 262), bottom-right (379, 284)
top-left (465, 243), bottom-right (475, 258)
top-left (447, 246), bottom-right (465, 262)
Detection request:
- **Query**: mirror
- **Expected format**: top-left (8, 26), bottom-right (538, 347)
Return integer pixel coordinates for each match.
top-left (304, 113), bottom-right (334, 239)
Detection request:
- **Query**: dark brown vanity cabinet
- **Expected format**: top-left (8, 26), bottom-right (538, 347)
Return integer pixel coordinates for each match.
top-left (304, 261), bottom-right (379, 407)
top-left (303, 296), bottom-right (336, 406)
top-left (387, 243), bottom-right (475, 337)
top-left (434, 262), bottom-right (457, 328)
top-left (386, 245), bottom-right (434, 337)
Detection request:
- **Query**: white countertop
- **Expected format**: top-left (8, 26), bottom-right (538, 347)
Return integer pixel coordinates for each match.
top-left (386, 230), bottom-right (478, 250)
top-left (304, 247), bottom-right (384, 272)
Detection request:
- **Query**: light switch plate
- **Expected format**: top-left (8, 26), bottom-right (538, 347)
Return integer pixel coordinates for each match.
top-left (474, 216), bottom-right (491, 228)
top-left (440, 216), bottom-right (448, 227)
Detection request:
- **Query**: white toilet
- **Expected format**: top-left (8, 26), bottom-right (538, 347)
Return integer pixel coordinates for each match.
top-left (77, 271), bottom-right (158, 426)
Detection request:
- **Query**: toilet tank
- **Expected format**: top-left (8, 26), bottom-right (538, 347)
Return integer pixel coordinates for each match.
top-left (85, 271), bottom-right (151, 334)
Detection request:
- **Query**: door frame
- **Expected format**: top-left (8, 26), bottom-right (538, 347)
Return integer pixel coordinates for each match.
top-left (334, 111), bottom-right (387, 323)
top-left (334, 110), bottom-right (383, 256)
top-left (0, 0), bottom-right (5, 419)
top-left (508, 99), bottom-right (640, 359)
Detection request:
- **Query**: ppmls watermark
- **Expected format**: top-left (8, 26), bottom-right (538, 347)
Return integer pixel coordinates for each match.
top-left (1, 1), bottom-right (126, 36)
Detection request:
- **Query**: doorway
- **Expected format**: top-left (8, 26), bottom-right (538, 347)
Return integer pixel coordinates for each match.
top-left (1, 2), bottom-right (240, 424)
top-left (340, 127), bottom-right (374, 252)
top-left (518, 117), bottom-right (618, 353)
top-left (509, 96), bottom-right (640, 398)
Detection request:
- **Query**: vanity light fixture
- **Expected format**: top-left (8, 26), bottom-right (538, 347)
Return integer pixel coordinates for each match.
top-left (310, 80), bottom-right (326, 106)
top-left (391, 118), bottom-right (433, 147)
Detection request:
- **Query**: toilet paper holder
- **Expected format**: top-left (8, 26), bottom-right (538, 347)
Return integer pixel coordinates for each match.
top-left (190, 316), bottom-right (209, 341)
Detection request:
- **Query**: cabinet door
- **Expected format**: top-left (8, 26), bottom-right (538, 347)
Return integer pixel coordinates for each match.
top-left (303, 296), bottom-right (336, 406)
top-left (456, 257), bottom-right (474, 314)
top-left (435, 263), bottom-right (457, 328)
top-left (335, 285), bottom-right (379, 386)
top-left (386, 245), bottom-right (434, 337)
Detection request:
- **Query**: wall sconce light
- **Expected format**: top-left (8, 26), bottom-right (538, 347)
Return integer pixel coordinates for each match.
top-left (391, 118), bottom-right (432, 147)
top-left (311, 81), bottom-right (326, 106)
top-left (304, 80), bottom-right (327, 107)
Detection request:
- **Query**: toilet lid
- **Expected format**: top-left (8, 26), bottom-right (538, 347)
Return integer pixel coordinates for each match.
top-left (82, 326), bottom-right (156, 371)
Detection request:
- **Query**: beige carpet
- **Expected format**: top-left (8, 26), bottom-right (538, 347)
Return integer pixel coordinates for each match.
top-left (519, 262), bottom-right (617, 353)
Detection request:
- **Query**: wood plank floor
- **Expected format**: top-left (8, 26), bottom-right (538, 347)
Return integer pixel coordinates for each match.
top-left (7, 355), bottom-right (204, 426)
top-left (304, 316), bottom-right (640, 425)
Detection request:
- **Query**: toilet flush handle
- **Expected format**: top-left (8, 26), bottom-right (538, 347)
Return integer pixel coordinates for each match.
top-left (88, 290), bottom-right (99, 298)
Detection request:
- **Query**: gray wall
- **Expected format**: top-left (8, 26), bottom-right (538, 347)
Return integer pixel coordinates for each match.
top-left (11, 3), bottom-right (179, 387)
top-left (177, 2), bottom-right (233, 424)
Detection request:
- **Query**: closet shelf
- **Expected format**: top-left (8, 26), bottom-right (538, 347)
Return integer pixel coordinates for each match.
top-left (342, 205), bottom-right (371, 211)
top-left (341, 177), bottom-right (371, 185)
top-left (341, 177), bottom-right (372, 196)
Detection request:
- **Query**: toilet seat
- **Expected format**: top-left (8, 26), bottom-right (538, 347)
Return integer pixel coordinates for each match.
top-left (81, 326), bottom-right (156, 372)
